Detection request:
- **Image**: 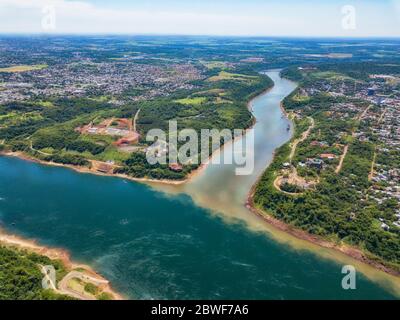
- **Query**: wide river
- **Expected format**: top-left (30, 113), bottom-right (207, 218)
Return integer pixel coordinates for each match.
top-left (0, 71), bottom-right (399, 299)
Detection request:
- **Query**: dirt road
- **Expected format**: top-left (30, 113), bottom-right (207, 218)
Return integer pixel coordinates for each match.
top-left (289, 117), bottom-right (314, 163)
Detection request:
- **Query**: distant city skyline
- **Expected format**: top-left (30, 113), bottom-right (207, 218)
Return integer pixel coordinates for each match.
top-left (0, 0), bottom-right (399, 37)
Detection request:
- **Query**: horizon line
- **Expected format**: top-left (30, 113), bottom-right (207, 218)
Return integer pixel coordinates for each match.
top-left (1, 33), bottom-right (400, 40)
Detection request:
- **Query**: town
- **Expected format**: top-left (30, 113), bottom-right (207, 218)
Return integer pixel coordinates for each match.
top-left (254, 62), bottom-right (400, 271)
top-left (0, 36), bottom-right (399, 300)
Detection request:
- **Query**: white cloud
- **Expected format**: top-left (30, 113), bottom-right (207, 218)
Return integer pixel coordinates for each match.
top-left (393, 0), bottom-right (400, 14)
top-left (0, 0), bottom-right (398, 37)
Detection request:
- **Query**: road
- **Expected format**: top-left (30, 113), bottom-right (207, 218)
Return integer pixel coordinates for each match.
top-left (289, 116), bottom-right (314, 163)
top-left (40, 265), bottom-right (58, 291)
top-left (369, 148), bottom-right (377, 181)
top-left (30, 141), bottom-right (52, 156)
top-left (41, 267), bottom-right (110, 300)
top-left (133, 108), bottom-right (141, 132)
top-left (335, 144), bottom-right (349, 174)
top-left (336, 104), bottom-right (372, 174)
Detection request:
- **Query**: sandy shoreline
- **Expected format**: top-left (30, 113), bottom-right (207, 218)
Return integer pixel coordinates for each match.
top-left (0, 229), bottom-right (124, 300)
top-left (0, 150), bottom-right (189, 186)
top-left (0, 85), bottom-right (271, 186)
top-left (0, 84), bottom-right (272, 300)
top-left (246, 185), bottom-right (400, 277)
top-left (1, 75), bottom-right (398, 301)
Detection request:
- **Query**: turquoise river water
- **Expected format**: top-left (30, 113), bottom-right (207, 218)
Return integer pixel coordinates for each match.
top-left (0, 71), bottom-right (399, 299)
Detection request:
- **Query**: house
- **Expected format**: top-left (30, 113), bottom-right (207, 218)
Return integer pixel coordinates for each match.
top-left (381, 223), bottom-right (390, 231)
top-left (306, 158), bottom-right (324, 169)
top-left (169, 163), bottom-right (183, 172)
top-left (87, 127), bottom-right (99, 134)
top-left (389, 169), bottom-right (399, 178)
top-left (320, 153), bottom-right (337, 160)
top-left (311, 141), bottom-right (329, 147)
top-left (368, 87), bottom-right (376, 96)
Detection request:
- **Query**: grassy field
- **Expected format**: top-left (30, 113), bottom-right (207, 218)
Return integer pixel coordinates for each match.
top-left (34, 101), bottom-right (54, 108)
top-left (0, 64), bottom-right (48, 73)
top-left (0, 111), bottom-right (43, 127)
top-left (67, 278), bottom-right (97, 299)
top-left (207, 71), bottom-right (258, 83)
top-left (215, 97), bottom-right (233, 104)
top-left (200, 60), bottom-right (230, 70)
top-left (0, 112), bottom-right (17, 121)
top-left (310, 71), bottom-right (353, 81)
top-left (195, 88), bottom-right (226, 95)
top-left (79, 134), bottom-right (116, 146)
top-left (89, 95), bottom-right (111, 103)
top-left (292, 94), bottom-right (311, 103)
top-left (175, 97), bottom-right (207, 105)
top-left (93, 146), bottom-right (131, 163)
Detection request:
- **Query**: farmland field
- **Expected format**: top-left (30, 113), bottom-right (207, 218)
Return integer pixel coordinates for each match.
top-left (0, 64), bottom-right (47, 73)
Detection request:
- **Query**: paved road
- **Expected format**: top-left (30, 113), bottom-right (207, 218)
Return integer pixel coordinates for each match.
top-left (41, 267), bottom-right (109, 300)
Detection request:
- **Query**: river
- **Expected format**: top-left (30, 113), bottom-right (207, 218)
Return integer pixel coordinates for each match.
top-left (0, 71), bottom-right (399, 299)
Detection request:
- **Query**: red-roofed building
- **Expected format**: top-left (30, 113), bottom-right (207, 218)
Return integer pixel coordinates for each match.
top-left (169, 163), bottom-right (183, 172)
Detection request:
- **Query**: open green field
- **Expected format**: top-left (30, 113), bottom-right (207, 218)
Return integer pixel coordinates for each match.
top-left (200, 60), bottom-right (230, 70)
top-left (89, 96), bottom-right (111, 103)
top-left (195, 88), bottom-right (226, 96)
top-left (0, 111), bottom-right (43, 127)
top-left (0, 64), bottom-right (47, 73)
top-left (175, 97), bottom-right (207, 105)
top-left (33, 101), bottom-right (54, 108)
top-left (310, 71), bottom-right (353, 81)
top-left (207, 71), bottom-right (258, 83)
top-left (292, 94), bottom-right (310, 103)
top-left (93, 147), bottom-right (131, 163)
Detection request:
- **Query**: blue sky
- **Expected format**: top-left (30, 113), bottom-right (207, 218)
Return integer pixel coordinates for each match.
top-left (0, 0), bottom-right (399, 37)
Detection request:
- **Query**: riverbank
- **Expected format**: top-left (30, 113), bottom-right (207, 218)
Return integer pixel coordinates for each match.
top-left (184, 86), bottom-right (272, 183)
top-left (0, 151), bottom-right (191, 185)
top-left (1, 132), bottom-right (254, 188)
top-left (246, 188), bottom-right (400, 277)
top-left (0, 229), bottom-right (124, 300)
top-left (193, 72), bottom-right (400, 278)
top-left (0, 84), bottom-right (273, 187)
top-left (0, 70), bottom-right (398, 299)
top-left (0, 78), bottom-right (274, 301)
top-left (245, 99), bottom-right (400, 278)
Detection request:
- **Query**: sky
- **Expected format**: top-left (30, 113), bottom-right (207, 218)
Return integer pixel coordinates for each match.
top-left (0, 0), bottom-right (399, 37)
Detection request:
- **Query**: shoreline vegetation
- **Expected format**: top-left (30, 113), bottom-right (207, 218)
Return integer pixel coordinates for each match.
top-left (0, 75), bottom-right (273, 300)
top-left (0, 71), bottom-right (398, 299)
top-left (0, 81), bottom-right (264, 187)
top-left (0, 71), bottom-right (273, 186)
top-left (249, 70), bottom-right (400, 278)
top-left (0, 230), bottom-right (123, 300)
top-left (1, 70), bottom-right (272, 184)
top-left (247, 178), bottom-right (400, 277)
